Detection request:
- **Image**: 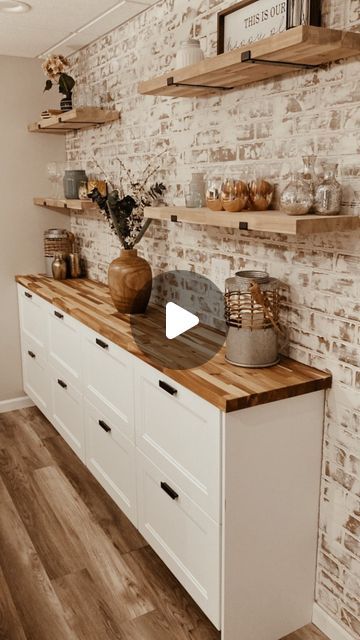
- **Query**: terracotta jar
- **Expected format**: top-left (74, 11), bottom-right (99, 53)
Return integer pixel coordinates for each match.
top-left (108, 249), bottom-right (152, 314)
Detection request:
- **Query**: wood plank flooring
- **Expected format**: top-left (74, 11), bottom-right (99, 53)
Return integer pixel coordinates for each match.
top-left (0, 407), bottom-right (330, 640)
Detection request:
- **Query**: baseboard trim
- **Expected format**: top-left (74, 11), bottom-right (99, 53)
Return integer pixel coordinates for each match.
top-left (313, 603), bottom-right (355, 640)
top-left (0, 396), bottom-right (34, 414)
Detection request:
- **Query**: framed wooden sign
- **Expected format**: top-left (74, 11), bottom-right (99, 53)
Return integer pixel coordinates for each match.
top-left (217, 0), bottom-right (321, 54)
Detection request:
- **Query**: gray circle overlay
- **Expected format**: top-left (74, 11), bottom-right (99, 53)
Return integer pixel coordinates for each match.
top-left (130, 270), bottom-right (226, 370)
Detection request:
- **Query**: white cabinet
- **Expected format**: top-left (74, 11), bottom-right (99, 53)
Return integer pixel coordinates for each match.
top-left (17, 283), bottom-right (326, 640)
top-left (85, 400), bottom-right (137, 525)
top-left (135, 361), bottom-right (222, 523)
top-left (48, 307), bottom-right (82, 391)
top-left (82, 326), bottom-right (135, 443)
top-left (18, 285), bottom-right (48, 357)
top-left (20, 336), bottom-right (51, 419)
top-left (50, 364), bottom-right (84, 461)
top-left (137, 449), bottom-right (221, 628)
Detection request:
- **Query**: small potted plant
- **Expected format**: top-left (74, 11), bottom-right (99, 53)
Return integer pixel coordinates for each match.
top-left (42, 55), bottom-right (75, 112)
top-left (88, 155), bottom-right (166, 314)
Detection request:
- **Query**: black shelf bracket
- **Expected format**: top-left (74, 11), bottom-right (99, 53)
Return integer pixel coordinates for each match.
top-left (241, 50), bottom-right (318, 70)
top-left (167, 77), bottom-right (233, 91)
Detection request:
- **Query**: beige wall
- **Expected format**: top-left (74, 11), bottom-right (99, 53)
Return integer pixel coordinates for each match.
top-left (0, 56), bottom-right (68, 402)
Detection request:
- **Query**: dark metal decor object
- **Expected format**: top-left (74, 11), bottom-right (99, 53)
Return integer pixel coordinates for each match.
top-left (217, 0), bottom-right (322, 54)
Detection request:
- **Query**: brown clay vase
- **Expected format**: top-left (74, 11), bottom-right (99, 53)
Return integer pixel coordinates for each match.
top-left (108, 249), bottom-right (152, 314)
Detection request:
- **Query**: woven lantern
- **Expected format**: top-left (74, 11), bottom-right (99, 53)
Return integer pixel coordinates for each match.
top-left (224, 270), bottom-right (282, 368)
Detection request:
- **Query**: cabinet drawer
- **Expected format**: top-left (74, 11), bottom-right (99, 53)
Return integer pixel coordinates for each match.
top-left (137, 451), bottom-right (221, 629)
top-left (135, 362), bottom-right (221, 522)
top-left (48, 306), bottom-right (82, 390)
top-left (18, 285), bottom-right (48, 357)
top-left (82, 327), bottom-right (134, 443)
top-left (85, 400), bottom-right (137, 526)
top-left (21, 336), bottom-right (51, 419)
top-left (50, 365), bottom-right (84, 461)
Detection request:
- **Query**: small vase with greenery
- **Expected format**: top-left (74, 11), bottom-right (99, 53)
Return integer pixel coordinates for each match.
top-left (88, 154), bottom-right (166, 314)
top-left (42, 55), bottom-right (75, 112)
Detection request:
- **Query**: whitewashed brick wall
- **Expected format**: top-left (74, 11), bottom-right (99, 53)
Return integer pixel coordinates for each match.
top-left (67, 1), bottom-right (360, 636)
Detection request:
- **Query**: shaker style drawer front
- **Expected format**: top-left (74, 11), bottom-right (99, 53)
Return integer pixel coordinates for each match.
top-left (17, 285), bottom-right (48, 356)
top-left (50, 365), bottom-right (84, 461)
top-left (82, 327), bottom-right (135, 443)
top-left (135, 362), bottom-right (222, 522)
top-left (48, 307), bottom-right (82, 390)
top-left (85, 400), bottom-right (137, 526)
top-left (137, 450), bottom-right (221, 629)
top-left (21, 337), bottom-right (51, 419)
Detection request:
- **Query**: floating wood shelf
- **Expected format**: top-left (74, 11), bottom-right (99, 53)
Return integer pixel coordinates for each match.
top-left (33, 197), bottom-right (97, 212)
top-left (144, 206), bottom-right (359, 236)
top-left (139, 26), bottom-right (360, 97)
top-left (28, 107), bottom-right (120, 134)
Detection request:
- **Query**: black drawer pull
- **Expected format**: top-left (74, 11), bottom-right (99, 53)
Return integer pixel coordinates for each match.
top-left (161, 482), bottom-right (179, 501)
top-left (57, 379), bottom-right (67, 389)
top-left (96, 338), bottom-right (109, 350)
top-left (54, 311), bottom-right (64, 319)
top-left (25, 292), bottom-right (32, 299)
top-left (28, 350), bottom-right (36, 359)
top-left (159, 380), bottom-right (177, 396)
top-left (98, 419), bottom-right (111, 433)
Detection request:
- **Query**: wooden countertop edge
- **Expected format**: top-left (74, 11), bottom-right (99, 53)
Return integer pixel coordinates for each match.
top-left (15, 276), bottom-right (333, 413)
top-left (224, 377), bottom-right (332, 412)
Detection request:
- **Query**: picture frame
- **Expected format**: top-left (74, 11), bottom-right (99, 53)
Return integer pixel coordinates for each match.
top-left (217, 0), bottom-right (322, 55)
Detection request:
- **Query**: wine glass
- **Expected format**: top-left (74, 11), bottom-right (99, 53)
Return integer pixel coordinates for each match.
top-left (55, 162), bottom-right (65, 199)
top-left (47, 162), bottom-right (58, 198)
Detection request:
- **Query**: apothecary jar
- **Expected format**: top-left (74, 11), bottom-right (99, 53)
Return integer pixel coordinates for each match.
top-left (314, 162), bottom-right (342, 215)
top-left (280, 172), bottom-right (313, 216)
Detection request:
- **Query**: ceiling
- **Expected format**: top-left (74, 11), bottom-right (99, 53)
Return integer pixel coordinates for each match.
top-left (0, 0), bottom-right (158, 58)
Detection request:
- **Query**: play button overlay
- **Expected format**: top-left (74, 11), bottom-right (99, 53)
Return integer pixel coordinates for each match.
top-left (130, 269), bottom-right (226, 371)
top-left (166, 302), bottom-right (199, 339)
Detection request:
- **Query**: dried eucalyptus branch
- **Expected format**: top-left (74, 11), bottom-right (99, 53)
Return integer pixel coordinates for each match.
top-left (132, 218), bottom-right (152, 246)
top-left (88, 151), bottom-right (167, 250)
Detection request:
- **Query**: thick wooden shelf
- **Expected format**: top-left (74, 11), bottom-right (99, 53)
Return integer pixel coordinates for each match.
top-left (33, 197), bottom-right (97, 212)
top-left (139, 26), bottom-right (360, 97)
top-left (28, 107), bottom-right (120, 134)
top-left (144, 206), bottom-right (359, 235)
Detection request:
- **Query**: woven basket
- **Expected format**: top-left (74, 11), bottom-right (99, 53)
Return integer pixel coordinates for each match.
top-left (44, 229), bottom-right (73, 258)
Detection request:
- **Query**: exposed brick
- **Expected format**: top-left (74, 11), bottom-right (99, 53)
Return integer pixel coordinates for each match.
top-left (67, 2), bottom-right (360, 637)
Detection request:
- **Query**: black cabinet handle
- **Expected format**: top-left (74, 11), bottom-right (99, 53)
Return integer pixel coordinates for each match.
top-left (96, 338), bottom-right (108, 350)
top-left (159, 380), bottom-right (177, 396)
top-left (28, 350), bottom-right (36, 359)
top-left (25, 292), bottom-right (32, 299)
top-left (57, 379), bottom-right (67, 389)
top-left (98, 419), bottom-right (111, 433)
top-left (54, 311), bottom-right (64, 320)
top-left (161, 482), bottom-right (179, 500)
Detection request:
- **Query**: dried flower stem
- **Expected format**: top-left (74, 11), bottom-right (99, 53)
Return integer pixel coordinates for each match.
top-left (91, 156), bottom-right (115, 191)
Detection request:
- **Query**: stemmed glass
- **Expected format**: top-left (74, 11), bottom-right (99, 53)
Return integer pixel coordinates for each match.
top-left (47, 162), bottom-right (64, 199)
top-left (47, 162), bottom-right (58, 198)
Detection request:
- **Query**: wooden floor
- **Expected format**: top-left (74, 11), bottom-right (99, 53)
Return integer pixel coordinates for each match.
top-left (0, 407), bottom-right (329, 640)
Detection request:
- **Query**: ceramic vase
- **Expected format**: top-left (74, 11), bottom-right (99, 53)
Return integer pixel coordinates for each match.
top-left (108, 249), bottom-right (152, 314)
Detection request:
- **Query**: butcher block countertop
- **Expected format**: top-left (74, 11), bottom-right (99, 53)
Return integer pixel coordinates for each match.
top-left (16, 275), bottom-right (332, 412)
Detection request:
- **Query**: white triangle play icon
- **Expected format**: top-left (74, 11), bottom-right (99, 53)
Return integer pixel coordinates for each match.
top-left (166, 302), bottom-right (199, 340)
